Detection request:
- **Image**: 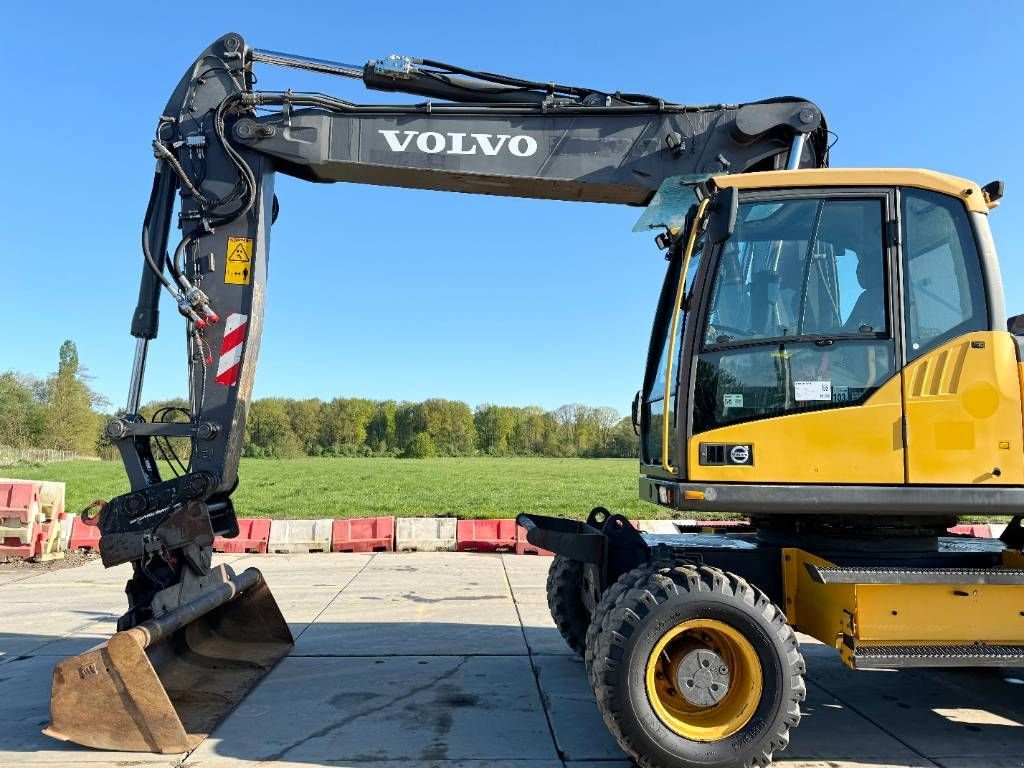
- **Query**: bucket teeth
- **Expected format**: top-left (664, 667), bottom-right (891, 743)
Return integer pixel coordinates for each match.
top-left (43, 567), bottom-right (293, 753)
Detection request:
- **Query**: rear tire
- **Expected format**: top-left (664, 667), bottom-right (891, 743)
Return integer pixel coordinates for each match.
top-left (591, 564), bottom-right (804, 768)
top-left (546, 555), bottom-right (590, 655)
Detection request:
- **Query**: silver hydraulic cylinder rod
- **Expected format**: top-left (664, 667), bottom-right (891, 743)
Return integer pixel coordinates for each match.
top-left (786, 133), bottom-right (807, 170)
top-left (126, 338), bottom-right (148, 416)
top-left (251, 48), bottom-right (364, 79)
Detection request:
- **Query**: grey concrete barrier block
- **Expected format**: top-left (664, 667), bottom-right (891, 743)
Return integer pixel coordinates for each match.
top-left (268, 519), bottom-right (333, 553)
top-left (395, 517), bottom-right (457, 552)
top-left (634, 520), bottom-right (679, 534)
top-left (58, 514), bottom-right (74, 550)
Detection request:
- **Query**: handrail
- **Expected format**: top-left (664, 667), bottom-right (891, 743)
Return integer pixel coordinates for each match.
top-left (661, 198), bottom-right (709, 474)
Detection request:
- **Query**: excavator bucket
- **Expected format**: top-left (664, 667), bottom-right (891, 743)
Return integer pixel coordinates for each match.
top-left (43, 567), bottom-right (293, 753)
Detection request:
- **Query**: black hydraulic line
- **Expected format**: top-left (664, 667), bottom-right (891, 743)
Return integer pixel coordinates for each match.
top-left (242, 89), bottom-right (724, 115)
top-left (419, 56), bottom-right (591, 97)
top-left (362, 67), bottom-right (554, 105)
top-left (415, 58), bottom-right (664, 106)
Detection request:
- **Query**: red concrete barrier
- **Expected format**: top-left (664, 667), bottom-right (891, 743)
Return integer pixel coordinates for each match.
top-left (457, 519), bottom-right (517, 552)
top-left (948, 524), bottom-right (992, 538)
top-left (515, 523), bottom-right (555, 556)
top-left (214, 518), bottom-right (272, 554)
top-left (331, 516), bottom-right (395, 552)
top-left (0, 481), bottom-right (44, 558)
top-left (68, 516), bottom-right (102, 552)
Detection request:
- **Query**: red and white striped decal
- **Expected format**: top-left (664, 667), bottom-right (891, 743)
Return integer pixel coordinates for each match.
top-left (215, 313), bottom-right (248, 386)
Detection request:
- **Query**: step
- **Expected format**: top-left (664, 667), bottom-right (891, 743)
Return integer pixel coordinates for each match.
top-left (853, 643), bottom-right (1024, 669)
top-left (807, 564), bottom-right (1024, 585)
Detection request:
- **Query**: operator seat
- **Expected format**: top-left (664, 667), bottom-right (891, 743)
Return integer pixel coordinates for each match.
top-left (843, 252), bottom-right (885, 334)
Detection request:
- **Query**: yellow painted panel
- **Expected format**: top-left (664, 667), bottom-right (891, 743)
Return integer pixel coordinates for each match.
top-left (857, 583), bottom-right (1024, 643)
top-left (712, 168), bottom-right (988, 214)
top-left (688, 375), bottom-right (904, 484)
top-left (904, 332), bottom-right (1024, 484)
top-left (1018, 361), bottom-right (1024, 435)
top-left (782, 549), bottom-right (852, 652)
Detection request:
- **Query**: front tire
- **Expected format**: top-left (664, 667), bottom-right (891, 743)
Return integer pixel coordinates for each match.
top-left (591, 564), bottom-right (804, 768)
top-left (546, 555), bottom-right (590, 655)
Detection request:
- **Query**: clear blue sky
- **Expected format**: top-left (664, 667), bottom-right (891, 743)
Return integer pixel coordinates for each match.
top-left (2, 2), bottom-right (1022, 415)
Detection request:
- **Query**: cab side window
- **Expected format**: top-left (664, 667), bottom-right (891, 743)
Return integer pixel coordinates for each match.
top-left (902, 189), bottom-right (988, 360)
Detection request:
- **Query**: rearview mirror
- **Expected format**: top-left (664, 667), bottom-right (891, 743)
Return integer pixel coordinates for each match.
top-left (706, 186), bottom-right (738, 245)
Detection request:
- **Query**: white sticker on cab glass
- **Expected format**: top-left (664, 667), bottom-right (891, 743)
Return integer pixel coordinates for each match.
top-left (723, 394), bottom-right (744, 408)
top-left (794, 380), bottom-right (832, 402)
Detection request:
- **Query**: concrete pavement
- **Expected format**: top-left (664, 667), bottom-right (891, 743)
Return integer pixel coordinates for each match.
top-left (1, 552), bottom-right (1023, 768)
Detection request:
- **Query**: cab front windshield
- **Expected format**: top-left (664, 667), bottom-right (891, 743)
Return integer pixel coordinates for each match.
top-left (694, 195), bottom-right (893, 434)
top-left (704, 197), bottom-right (887, 346)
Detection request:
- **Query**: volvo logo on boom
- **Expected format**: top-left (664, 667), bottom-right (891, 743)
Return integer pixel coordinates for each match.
top-left (378, 130), bottom-right (539, 157)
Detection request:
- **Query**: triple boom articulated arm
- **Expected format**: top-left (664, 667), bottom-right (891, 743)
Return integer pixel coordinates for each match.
top-left (99, 32), bottom-right (828, 630)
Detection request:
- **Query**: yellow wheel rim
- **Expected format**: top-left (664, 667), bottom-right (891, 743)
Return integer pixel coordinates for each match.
top-left (645, 618), bottom-right (763, 741)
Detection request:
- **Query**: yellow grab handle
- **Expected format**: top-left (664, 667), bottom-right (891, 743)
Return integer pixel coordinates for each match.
top-left (661, 198), bottom-right (709, 474)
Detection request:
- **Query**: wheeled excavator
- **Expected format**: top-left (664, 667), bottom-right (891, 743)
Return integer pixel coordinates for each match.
top-left (44, 33), bottom-right (1024, 768)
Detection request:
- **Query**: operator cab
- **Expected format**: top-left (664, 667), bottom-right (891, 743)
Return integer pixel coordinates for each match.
top-left (637, 169), bottom-right (1024, 518)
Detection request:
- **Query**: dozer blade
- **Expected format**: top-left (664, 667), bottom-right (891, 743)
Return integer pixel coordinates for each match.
top-left (44, 567), bottom-right (293, 753)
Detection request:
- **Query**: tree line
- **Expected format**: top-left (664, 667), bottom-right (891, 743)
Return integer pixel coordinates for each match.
top-left (243, 397), bottom-right (637, 458)
top-left (0, 341), bottom-right (638, 460)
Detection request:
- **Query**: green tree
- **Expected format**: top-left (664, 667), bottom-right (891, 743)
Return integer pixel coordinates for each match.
top-left (319, 398), bottom-right (375, 455)
top-left (512, 406), bottom-right (557, 456)
top-left (366, 400), bottom-right (397, 454)
top-left (404, 431), bottom-right (437, 458)
top-left (592, 406), bottom-right (622, 457)
top-left (285, 398), bottom-right (323, 454)
top-left (41, 341), bottom-right (105, 454)
top-left (474, 404), bottom-right (519, 455)
top-left (245, 398), bottom-right (303, 458)
top-left (394, 401), bottom-right (425, 453)
top-left (0, 373), bottom-right (44, 447)
top-left (420, 398), bottom-right (476, 456)
top-left (607, 417), bottom-right (639, 458)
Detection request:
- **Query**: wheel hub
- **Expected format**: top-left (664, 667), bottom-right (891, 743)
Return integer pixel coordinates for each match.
top-left (675, 648), bottom-right (730, 707)
top-left (644, 618), bottom-right (763, 741)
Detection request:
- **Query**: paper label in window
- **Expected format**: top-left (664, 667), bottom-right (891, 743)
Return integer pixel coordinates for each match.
top-left (723, 394), bottom-right (744, 408)
top-left (795, 380), bottom-right (832, 402)
top-left (833, 385), bottom-right (850, 403)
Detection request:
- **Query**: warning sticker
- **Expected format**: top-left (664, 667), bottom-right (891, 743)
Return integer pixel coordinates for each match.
top-left (795, 380), bottom-right (832, 402)
top-left (224, 237), bottom-right (253, 285)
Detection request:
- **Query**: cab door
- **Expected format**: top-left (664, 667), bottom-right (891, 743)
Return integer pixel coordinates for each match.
top-left (686, 190), bottom-right (906, 485)
top-left (638, 208), bottom-right (705, 479)
top-left (899, 188), bottom-right (1024, 484)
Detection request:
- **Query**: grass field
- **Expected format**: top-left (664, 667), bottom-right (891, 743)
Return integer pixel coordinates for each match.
top-left (8, 457), bottom-right (682, 520)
